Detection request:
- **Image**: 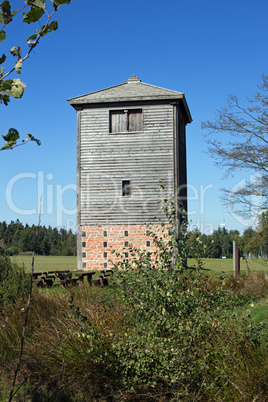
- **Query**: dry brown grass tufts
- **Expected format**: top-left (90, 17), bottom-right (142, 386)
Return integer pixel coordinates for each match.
top-left (0, 287), bottom-right (127, 400)
top-left (225, 272), bottom-right (267, 298)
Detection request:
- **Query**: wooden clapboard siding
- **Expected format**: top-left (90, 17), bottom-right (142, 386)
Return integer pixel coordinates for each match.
top-left (79, 104), bottom-right (174, 224)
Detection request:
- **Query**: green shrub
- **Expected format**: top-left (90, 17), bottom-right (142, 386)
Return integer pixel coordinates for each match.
top-left (107, 195), bottom-right (268, 399)
top-left (0, 255), bottom-right (30, 305)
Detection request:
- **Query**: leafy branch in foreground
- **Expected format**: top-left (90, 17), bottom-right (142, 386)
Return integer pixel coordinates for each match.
top-left (0, 0), bottom-right (71, 150)
top-left (0, 128), bottom-right (41, 150)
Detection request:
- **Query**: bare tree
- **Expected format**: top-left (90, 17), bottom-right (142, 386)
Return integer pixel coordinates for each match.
top-left (202, 75), bottom-right (268, 217)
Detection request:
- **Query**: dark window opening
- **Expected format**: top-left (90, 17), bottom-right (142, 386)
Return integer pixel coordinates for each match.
top-left (122, 180), bottom-right (131, 197)
top-left (146, 230), bottom-right (150, 236)
top-left (124, 231), bottom-right (128, 237)
top-left (103, 242), bottom-right (107, 248)
top-left (82, 242), bottom-right (86, 248)
top-left (124, 241), bottom-right (129, 247)
top-left (103, 252), bottom-right (107, 258)
top-left (104, 262), bottom-right (108, 269)
top-left (82, 231), bottom-right (86, 237)
top-left (124, 252), bottom-right (129, 258)
top-left (110, 109), bottom-right (143, 133)
top-left (82, 252), bottom-right (86, 258)
top-left (146, 241), bottom-right (151, 247)
top-left (103, 230), bottom-right (107, 237)
top-left (82, 263), bottom-right (86, 268)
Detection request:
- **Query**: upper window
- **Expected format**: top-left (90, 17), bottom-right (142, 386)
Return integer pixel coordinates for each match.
top-left (110, 109), bottom-right (143, 133)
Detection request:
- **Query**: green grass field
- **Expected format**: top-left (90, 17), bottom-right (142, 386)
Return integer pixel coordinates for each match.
top-left (11, 254), bottom-right (268, 277)
top-left (188, 257), bottom-right (268, 277)
top-left (12, 254), bottom-right (77, 273)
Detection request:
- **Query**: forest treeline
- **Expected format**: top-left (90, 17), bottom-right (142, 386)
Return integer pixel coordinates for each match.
top-left (0, 220), bottom-right (76, 256)
top-left (188, 211), bottom-right (268, 259)
top-left (0, 212), bottom-right (268, 258)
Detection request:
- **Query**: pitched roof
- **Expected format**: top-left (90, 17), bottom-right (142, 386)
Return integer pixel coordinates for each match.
top-left (68, 75), bottom-right (192, 122)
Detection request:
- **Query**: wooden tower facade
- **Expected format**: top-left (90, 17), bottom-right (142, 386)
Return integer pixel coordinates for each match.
top-left (68, 75), bottom-right (192, 270)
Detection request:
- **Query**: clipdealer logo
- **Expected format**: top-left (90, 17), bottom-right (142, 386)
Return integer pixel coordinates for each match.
top-left (5, 171), bottom-right (76, 229)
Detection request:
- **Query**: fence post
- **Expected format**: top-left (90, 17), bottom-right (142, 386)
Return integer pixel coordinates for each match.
top-left (233, 240), bottom-right (240, 277)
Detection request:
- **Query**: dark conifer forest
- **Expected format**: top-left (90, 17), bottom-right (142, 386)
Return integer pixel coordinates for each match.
top-left (0, 220), bottom-right (76, 256)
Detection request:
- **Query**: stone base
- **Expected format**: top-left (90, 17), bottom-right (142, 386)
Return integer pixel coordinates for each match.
top-left (80, 224), bottom-right (169, 270)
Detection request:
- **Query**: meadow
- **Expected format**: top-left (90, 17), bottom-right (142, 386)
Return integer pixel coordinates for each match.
top-left (12, 254), bottom-right (78, 273)
top-left (188, 257), bottom-right (268, 276)
top-left (12, 253), bottom-right (268, 276)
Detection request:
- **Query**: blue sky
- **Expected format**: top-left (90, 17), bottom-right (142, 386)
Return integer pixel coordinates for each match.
top-left (1, 0), bottom-right (267, 234)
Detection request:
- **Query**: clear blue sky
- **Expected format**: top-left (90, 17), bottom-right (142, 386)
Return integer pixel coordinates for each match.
top-left (1, 0), bottom-right (267, 234)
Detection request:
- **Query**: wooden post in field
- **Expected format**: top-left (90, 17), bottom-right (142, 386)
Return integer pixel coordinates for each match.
top-left (233, 240), bottom-right (240, 277)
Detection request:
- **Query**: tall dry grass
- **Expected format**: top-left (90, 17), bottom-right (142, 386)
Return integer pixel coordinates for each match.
top-left (0, 288), bottom-right (126, 400)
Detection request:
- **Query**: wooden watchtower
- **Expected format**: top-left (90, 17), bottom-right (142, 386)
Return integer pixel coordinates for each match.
top-left (68, 75), bottom-right (192, 270)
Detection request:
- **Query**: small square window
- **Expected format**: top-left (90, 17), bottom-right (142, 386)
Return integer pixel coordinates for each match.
top-left (82, 252), bottom-right (86, 258)
top-left (122, 180), bottom-right (131, 197)
top-left (103, 262), bottom-right (108, 269)
top-left (82, 262), bottom-right (86, 268)
top-left (124, 252), bottom-right (129, 258)
top-left (103, 252), bottom-right (107, 258)
top-left (103, 242), bottom-right (107, 248)
top-left (168, 229), bottom-right (172, 236)
top-left (82, 242), bottom-right (86, 248)
top-left (146, 230), bottom-right (150, 236)
top-left (103, 230), bottom-right (107, 237)
top-left (124, 230), bottom-right (128, 237)
top-left (146, 241), bottom-right (151, 247)
top-left (82, 231), bottom-right (86, 237)
top-left (124, 241), bottom-right (129, 247)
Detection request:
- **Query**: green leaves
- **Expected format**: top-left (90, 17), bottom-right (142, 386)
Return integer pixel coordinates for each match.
top-left (40, 20), bottom-right (58, 36)
top-left (1, 127), bottom-right (19, 149)
top-left (5, 78), bottom-right (26, 98)
top-left (10, 46), bottom-right (21, 58)
top-left (1, 129), bottom-right (41, 150)
top-left (2, 127), bottom-right (19, 142)
top-left (0, 31), bottom-right (6, 42)
top-left (24, 133), bottom-right (41, 146)
top-left (1, 78), bottom-right (26, 99)
top-left (0, 0), bottom-right (71, 152)
top-left (14, 59), bottom-right (22, 74)
top-left (26, 0), bottom-right (46, 9)
top-left (0, 92), bottom-right (9, 105)
top-left (27, 20), bottom-right (59, 42)
top-left (0, 54), bottom-right (6, 64)
top-left (53, 0), bottom-right (71, 8)
top-left (23, 0), bottom-right (47, 24)
top-left (23, 6), bottom-right (44, 23)
top-left (0, 0), bottom-right (11, 24)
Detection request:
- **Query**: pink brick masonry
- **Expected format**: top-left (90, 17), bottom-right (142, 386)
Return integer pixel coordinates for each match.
top-left (81, 224), bottom-right (168, 271)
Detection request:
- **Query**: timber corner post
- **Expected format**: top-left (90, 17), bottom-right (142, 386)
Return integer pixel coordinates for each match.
top-left (233, 240), bottom-right (240, 277)
top-left (68, 75), bottom-right (192, 271)
top-left (76, 106), bottom-right (82, 270)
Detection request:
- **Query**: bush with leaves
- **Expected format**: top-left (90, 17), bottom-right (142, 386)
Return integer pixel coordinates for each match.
top-left (108, 196), bottom-right (267, 398)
